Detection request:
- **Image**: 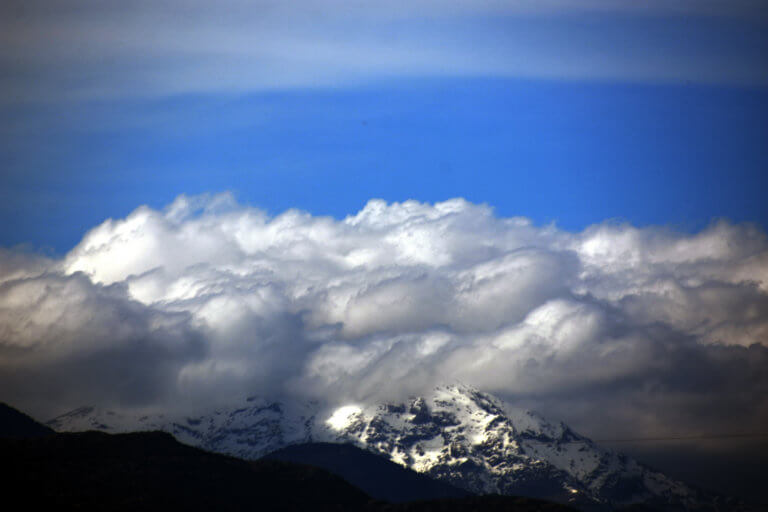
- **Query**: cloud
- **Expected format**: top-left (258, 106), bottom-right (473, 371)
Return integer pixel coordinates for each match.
top-left (0, 269), bottom-right (206, 417)
top-left (2, 0), bottom-right (766, 103)
top-left (1, 193), bottom-right (767, 441)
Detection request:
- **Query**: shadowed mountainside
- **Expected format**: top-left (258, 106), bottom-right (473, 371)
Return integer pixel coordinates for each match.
top-left (3, 430), bottom-right (374, 511)
top-left (263, 442), bottom-right (471, 503)
top-left (0, 402), bottom-right (55, 438)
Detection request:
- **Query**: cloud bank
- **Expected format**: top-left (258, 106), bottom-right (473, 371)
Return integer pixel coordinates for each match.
top-left (1, 193), bottom-right (767, 439)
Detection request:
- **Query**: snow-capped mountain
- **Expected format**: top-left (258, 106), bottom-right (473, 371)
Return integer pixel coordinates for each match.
top-left (48, 384), bottom-right (724, 511)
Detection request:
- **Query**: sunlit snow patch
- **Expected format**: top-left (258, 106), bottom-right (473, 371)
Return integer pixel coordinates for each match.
top-left (326, 405), bottom-right (362, 430)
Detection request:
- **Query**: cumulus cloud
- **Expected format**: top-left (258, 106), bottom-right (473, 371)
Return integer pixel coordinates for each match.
top-left (0, 268), bottom-right (205, 417)
top-left (1, 193), bottom-right (767, 440)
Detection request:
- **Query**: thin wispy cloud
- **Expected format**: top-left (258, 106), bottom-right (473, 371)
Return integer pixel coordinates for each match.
top-left (1, 194), bottom-right (766, 442)
top-left (2, 0), bottom-right (766, 102)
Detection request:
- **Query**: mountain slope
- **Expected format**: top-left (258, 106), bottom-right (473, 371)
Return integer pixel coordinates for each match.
top-left (48, 384), bottom-right (735, 511)
top-left (48, 398), bottom-right (318, 459)
top-left (264, 442), bottom-right (471, 503)
top-left (0, 402), bottom-right (54, 438)
top-left (2, 430), bottom-right (375, 511)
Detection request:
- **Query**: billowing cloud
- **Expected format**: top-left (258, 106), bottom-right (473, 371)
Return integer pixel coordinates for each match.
top-left (0, 267), bottom-right (205, 416)
top-left (1, 193), bottom-right (767, 441)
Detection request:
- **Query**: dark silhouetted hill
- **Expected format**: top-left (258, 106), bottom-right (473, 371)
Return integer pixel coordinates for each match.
top-left (0, 402), bottom-right (55, 438)
top-left (264, 442), bottom-right (471, 503)
top-left (377, 495), bottom-right (582, 511)
top-left (2, 430), bottom-right (373, 511)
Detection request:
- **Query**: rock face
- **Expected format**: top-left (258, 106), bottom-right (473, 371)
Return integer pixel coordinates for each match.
top-left (48, 384), bottom-right (719, 511)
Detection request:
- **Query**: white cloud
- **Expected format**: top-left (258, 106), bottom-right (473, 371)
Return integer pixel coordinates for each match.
top-left (1, 193), bottom-right (767, 438)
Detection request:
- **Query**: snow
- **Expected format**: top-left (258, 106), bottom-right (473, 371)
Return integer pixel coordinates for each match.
top-left (47, 383), bottom-right (709, 510)
top-left (326, 405), bottom-right (362, 431)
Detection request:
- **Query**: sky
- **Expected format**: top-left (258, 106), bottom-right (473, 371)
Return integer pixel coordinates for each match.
top-left (1, 0), bottom-right (767, 504)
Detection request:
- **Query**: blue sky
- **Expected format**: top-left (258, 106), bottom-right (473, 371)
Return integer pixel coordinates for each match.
top-left (2, 1), bottom-right (767, 253)
top-left (2, 79), bottom-right (766, 253)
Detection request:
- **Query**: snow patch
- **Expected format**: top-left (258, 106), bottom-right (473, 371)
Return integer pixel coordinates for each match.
top-left (326, 405), bottom-right (362, 431)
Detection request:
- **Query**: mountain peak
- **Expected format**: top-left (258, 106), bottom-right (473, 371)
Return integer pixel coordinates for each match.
top-left (48, 386), bottom-right (723, 511)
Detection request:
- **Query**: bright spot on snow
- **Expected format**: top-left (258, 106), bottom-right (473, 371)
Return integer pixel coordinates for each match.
top-left (326, 405), bottom-right (362, 430)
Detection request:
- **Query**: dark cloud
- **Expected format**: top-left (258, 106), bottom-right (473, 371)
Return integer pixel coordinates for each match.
top-left (0, 270), bottom-right (206, 417)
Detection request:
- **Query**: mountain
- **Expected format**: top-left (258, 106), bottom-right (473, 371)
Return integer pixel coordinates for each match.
top-left (48, 384), bottom-right (738, 511)
top-left (0, 402), bottom-right (55, 438)
top-left (264, 442), bottom-right (471, 503)
top-left (1, 404), bottom-right (580, 511)
top-left (2, 429), bottom-right (377, 511)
